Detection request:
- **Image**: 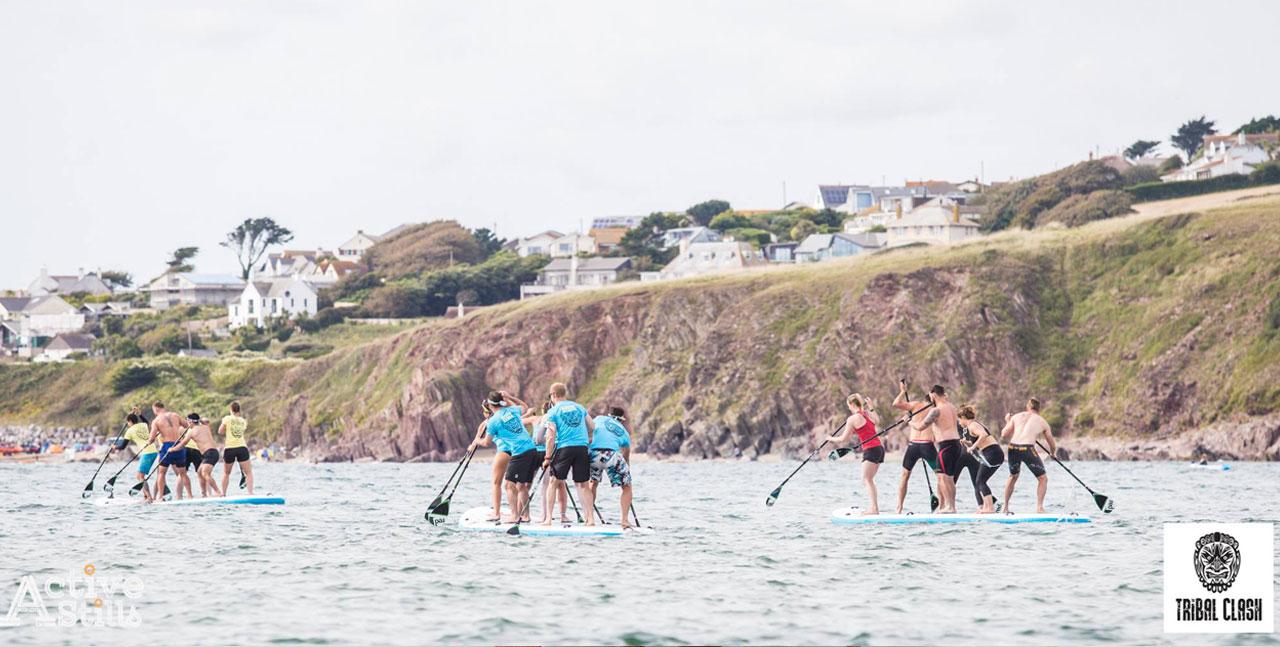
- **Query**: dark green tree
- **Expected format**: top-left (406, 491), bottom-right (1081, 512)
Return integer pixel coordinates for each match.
top-left (1233, 115), bottom-right (1280, 134)
top-left (221, 217), bottom-right (294, 280)
top-left (1124, 139), bottom-right (1160, 160)
top-left (686, 200), bottom-right (731, 226)
top-left (708, 211), bottom-right (750, 232)
top-left (100, 270), bottom-right (133, 289)
top-left (471, 227), bottom-right (505, 258)
top-left (1170, 116), bottom-right (1216, 160)
top-left (166, 247), bottom-right (199, 274)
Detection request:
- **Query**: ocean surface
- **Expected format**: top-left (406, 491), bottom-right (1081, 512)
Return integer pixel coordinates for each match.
top-left (0, 459), bottom-right (1277, 646)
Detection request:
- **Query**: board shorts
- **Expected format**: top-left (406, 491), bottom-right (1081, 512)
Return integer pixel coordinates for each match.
top-left (201, 449), bottom-right (219, 468)
top-left (902, 440), bottom-right (939, 472)
top-left (138, 453), bottom-right (156, 475)
top-left (551, 445), bottom-right (590, 483)
top-left (505, 449), bottom-right (539, 484)
top-left (589, 448), bottom-right (632, 487)
top-left (1008, 444), bottom-right (1046, 477)
top-left (223, 446), bottom-right (251, 464)
top-left (159, 443), bottom-right (187, 467)
top-left (936, 439), bottom-right (963, 478)
top-left (185, 447), bottom-right (202, 470)
top-left (862, 445), bottom-right (885, 464)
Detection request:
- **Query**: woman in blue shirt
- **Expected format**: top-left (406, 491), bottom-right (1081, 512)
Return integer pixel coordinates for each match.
top-left (467, 390), bottom-right (531, 522)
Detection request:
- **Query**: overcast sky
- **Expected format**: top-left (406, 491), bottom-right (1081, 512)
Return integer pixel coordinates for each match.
top-left (1, 1), bottom-right (1277, 288)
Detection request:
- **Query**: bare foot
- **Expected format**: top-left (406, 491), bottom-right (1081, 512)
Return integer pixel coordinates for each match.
top-left (500, 515), bottom-right (520, 523)
top-left (861, 508), bottom-right (880, 515)
top-left (893, 507), bottom-right (903, 514)
top-left (540, 519), bottom-right (553, 526)
top-left (584, 521), bottom-right (596, 527)
top-left (485, 515), bottom-right (501, 522)
top-left (560, 516), bottom-right (572, 523)
top-left (1036, 508), bottom-right (1048, 514)
top-left (621, 522), bottom-right (635, 529)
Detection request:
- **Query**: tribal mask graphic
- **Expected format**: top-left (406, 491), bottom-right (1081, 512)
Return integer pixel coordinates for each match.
top-left (1193, 532), bottom-right (1241, 593)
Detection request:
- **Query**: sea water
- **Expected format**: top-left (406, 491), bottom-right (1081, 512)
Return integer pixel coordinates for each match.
top-left (0, 460), bottom-right (1276, 646)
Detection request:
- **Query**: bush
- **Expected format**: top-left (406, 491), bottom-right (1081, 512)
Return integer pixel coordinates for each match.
top-left (274, 327), bottom-right (294, 342)
top-left (136, 326), bottom-right (187, 355)
top-left (314, 307), bottom-right (347, 329)
top-left (282, 343), bottom-right (334, 359)
top-left (1038, 190), bottom-right (1134, 228)
top-left (976, 160), bottom-right (1123, 232)
top-left (1159, 156), bottom-right (1184, 173)
top-left (726, 227), bottom-right (771, 247)
top-left (1121, 165), bottom-right (1161, 186)
top-left (1250, 161), bottom-right (1280, 185)
top-left (110, 364), bottom-right (156, 394)
top-left (708, 212), bottom-right (751, 232)
top-left (1123, 163), bottom-right (1280, 203)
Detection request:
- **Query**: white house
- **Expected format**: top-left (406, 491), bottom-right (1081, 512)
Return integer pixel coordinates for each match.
top-left (337, 231), bottom-right (381, 260)
top-left (793, 233), bottom-right (884, 263)
top-left (1161, 133), bottom-right (1277, 182)
top-left (228, 277), bottom-right (318, 329)
top-left (657, 241), bottom-right (766, 280)
top-left (549, 233), bottom-right (597, 257)
top-left (515, 231), bottom-right (564, 257)
top-left (885, 204), bottom-right (983, 247)
top-left (26, 267), bottom-right (113, 297)
top-left (38, 333), bottom-right (96, 362)
top-left (0, 296), bottom-right (85, 354)
top-left (659, 226), bottom-right (720, 249)
top-left (305, 259), bottom-right (366, 287)
top-left (519, 257), bottom-right (632, 299)
top-left (145, 273), bottom-right (246, 310)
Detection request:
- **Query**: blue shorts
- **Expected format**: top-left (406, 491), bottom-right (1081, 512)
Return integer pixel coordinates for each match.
top-left (159, 443), bottom-right (186, 467)
top-left (138, 453), bottom-right (156, 475)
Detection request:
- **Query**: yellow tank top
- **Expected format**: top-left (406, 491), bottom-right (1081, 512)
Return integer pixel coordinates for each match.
top-left (185, 437), bottom-right (199, 450)
top-left (124, 423), bottom-right (158, 456)
top-left (221, 415), bottom-right (248, 449)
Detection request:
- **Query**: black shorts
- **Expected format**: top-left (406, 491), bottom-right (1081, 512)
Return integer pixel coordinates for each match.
top-left (550, 445), bottom-right (590, 483)
top-left (505, 449), bottom-right (539, 484)
top-left (201, 449), bottom-right (219, 468)
top-left (936, 439), bottom-right (963, 478)
top-left (185, 447), bottom-right (202, 470)
top-left (1008, 444), bottom-right (1046, 477)
top-left (862, 445), bottom-right (885, 464)
top-left (979, 444), bottom-right (1005, 468)
top-left (902, 441), bottom-right (938, 472)
top-left (223, 446), bottom-right (251, 464)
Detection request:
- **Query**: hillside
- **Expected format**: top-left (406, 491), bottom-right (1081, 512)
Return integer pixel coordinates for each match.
top-left (3, 193), bottom-right (1279, 461)
top-left (363, 220), bottom-right (483, 279)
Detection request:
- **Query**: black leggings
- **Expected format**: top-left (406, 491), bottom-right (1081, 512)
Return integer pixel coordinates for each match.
top-left (955, 450), bottom-right (982, 506)
top-left (975, 445), bottom-right (1006, 501)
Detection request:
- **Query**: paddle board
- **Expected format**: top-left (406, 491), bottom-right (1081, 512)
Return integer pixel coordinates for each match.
top-left (830, 508), bottom-right (1090, 524)
top-left (1187, 463), bottom-right (1230, 471)
top-left (93, 495), bottom-right (285, 506)
top-left (458, 506), bottom-right (624, 536)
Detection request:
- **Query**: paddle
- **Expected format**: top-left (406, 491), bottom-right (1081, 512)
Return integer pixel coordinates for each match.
top-left (131, 430), bottom-right (191, 500)
top-left (104, 441), bottom-right (154, 495)
top-left (425, 448), bottom-right (476, 524)
top-left (765, 419), bottom-right (849, 507)
top-left (507, 447), bottom-right (559, 536)
top-left (565, 483), bottom-right (585, 523)
top-left (239, 469), bottom-right (247, 490)
top-left (629, 503), bottom-right (642, 528)
top-left (1037, 440), bottom-right (1114, 513)
top-left (593, 502), bottom-right (608, 525)
top-left (825, 402), bottom-right (935, 461)
top-left (425, 449), bottom-right (473, 518)
top-left (901, 385), bottom-right (940, 513)
top-left (82, 423), bottom-right (130, 498)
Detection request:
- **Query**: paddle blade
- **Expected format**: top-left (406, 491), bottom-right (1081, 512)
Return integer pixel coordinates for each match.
top-left (425, 499), bottom-right (451, 524)
top-left (765, 487), bottom-right (782, 507)
top-left (104, 477), bottom-right (116, 492)
top-left (239, 472), bottom-right (247, 489)
top-left (162, 485), bottom-right (172, 502)
top-left (82, 482), bottom-right (93, 498)
top-left (128, 481), bottom-right (145, 497)
top-left (506, 524), bottom-right (521, 536)
top-left (930, 495), bottom-right (940, 512)
top-left (1095, 493), bottom-right (1114, 513)
top-left (828, 448), bottom-right (854, 461)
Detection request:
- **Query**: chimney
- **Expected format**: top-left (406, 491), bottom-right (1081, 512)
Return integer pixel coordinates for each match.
top-left (952, 203), bottom-right (959, 223)
top-left (1238, 132), bottom-right (1247, 146)
top-left (896, 202), bottom-right (902, 220)
top-left (569, 255), bottom-right (579, 287)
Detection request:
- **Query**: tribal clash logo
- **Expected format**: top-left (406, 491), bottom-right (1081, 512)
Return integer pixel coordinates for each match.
top-left (1193, 532), bottom-right (1241, 593)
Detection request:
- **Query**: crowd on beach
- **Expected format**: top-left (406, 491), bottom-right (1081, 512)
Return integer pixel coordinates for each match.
top-left (1, 425), bottom-right (102, 455)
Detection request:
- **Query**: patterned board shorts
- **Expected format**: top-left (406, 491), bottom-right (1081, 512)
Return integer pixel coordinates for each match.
top-left (589, 449), bottom-right (632, 487)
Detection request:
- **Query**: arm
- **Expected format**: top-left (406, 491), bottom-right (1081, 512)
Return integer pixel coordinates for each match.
top-left (585, 415), bottom-right (594, 444)
top-left (909, 408), bottom-right (939, 432)
top-left (467, 421), bottom-right (488, 451)
top-left (1000, 414), bottom-right (1016, 440)
top-left (502, 391), bottom-right (529, 415)
top-left (147, 419), bottom-right (159, 444)
top-left (891, 384), bottom-right (912, 412)
top-left (1041, 426), bottom-right (1057, 457)
top-left (542, 424), bottom-right (558, 465)
top-left (621, 446), bottom-right (630, 462)
top-left (865, 398), bottom-right (881, 426)
top-left (826, 414), bottom-right (860, 444)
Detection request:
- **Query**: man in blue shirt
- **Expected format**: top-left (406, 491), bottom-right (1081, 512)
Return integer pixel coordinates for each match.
top-left (589, 406), bottom-right (636, 528)
top-left (541, 382), bottom-right (598, 526)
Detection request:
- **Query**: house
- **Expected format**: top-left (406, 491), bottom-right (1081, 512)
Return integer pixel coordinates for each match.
top-left (843, 212), bottom-right (893, 234)
top-left (337, 231), bottom-right (381, 260)
top-left (306, 259), bottom-right (366, 287)
top-left (764, 242), bottom-right (799, 263)
top-left (814, 185), bottom-right (876, 214)
top-left (906, 180), bottom-right (962, 195)
top-left (177, 348), bottom-right (218, 358)
top-left (39, 333), bottom-right (96, 362)
top-left (228, 277), bottom-right (318, 329)
top-left (956, 180), bottom-right (984, 193)
top-left (780, 201), bottom-right (810, 211)
top-left (549, 233), bottom-right (597, 257)
top-left (1161, 133), bottom-right (1277, 182)
top-left (515, 231), bottom-right (564, 257)
top-left (659, 226), bottom-right (721, 249)
top-left (793, 233), bottom-right (884, 263)
top-left (0, 296), bottom-right (85, 354)
top-left (255, 249), bottom-right (329, 279)
top-left (26, 268), bottom-right (113, 297)
top-left (519, 257), bottom-right (633, 299)
top-left (145, 273), bottom-right (246, 310)
top-left (885, 204), bottom-right (983, 247)
top-left (658, 241), bottom-right (766, 280)
top-left (589, 216), bottom-right (646, 251)
top-left (78, 302), bottom-right (134, 320)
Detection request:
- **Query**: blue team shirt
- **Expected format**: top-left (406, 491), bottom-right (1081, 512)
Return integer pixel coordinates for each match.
top-left (485, 406), bottom-right (535, 455)
top-left (590, 415), bottom-right (631, 451)
top-left (546, 400), bottom-right (590, 448)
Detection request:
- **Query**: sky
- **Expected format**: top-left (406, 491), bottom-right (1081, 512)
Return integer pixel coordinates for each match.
top-left (1, 1), bottom-right (1277, 288)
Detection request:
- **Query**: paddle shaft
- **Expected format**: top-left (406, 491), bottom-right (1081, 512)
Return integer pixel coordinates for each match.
top-left (442, 448), bottom-right (476, 503)
top-left (508, 446), bottom-right (558, 533)
top-left (136, 429), bottom-right (193, 490)
top-left (773, 420), bottom-right (848, 491)
top-left (431, 449), bottom-right (472, 503)
top-left (1036, 441), bottom-right (1096, 494)
top-left (83, 423), bottom-right (130, 493)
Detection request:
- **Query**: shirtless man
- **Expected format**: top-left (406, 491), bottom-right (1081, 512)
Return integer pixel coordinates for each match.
top-left (891, 380), bottom-right (938, 514)
top-left (147, 401), bottom-right (192, 502)
top-left (184, 414), bottom-right (223, 498)
top-left (908, 385), bottom-right (961, 513)
top-left (1001, 397), bottom-right (1057, 514)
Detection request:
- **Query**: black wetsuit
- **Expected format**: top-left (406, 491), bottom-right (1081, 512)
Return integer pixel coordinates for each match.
top-left (956, 424), bottom-right (983, 506)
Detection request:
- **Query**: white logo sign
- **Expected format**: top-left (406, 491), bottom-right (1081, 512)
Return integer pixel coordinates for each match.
top-left (0, 564), bottom-right (144, 628)
top-left (1165, 523), bottom-right (1274, 633)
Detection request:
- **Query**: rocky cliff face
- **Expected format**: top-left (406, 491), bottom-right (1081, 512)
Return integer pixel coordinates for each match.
top-left (269, 203), bottom-right (1280, 462)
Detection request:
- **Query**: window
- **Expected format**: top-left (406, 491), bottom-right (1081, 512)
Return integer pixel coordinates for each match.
top-left (290, 298), bottom-right (295, 308)
top-left (248, 300), bottom-right (254, 314)
top-left (304, 298), bottom-right (308, 308)
top-left (272, 299), bottom-right (278, 314)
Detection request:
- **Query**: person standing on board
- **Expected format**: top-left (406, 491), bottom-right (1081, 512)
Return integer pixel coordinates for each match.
top-left (468, 391), bottom-right (522, 521)
top-left (954, 418), bottom-right (984, 509)
top-left (588, 406), bottom-right (636, 528)
top-left (148, 401), bottom-right (192, 501)
top-left (468, 390), bottom-right (537, 523)
top-left (824, 394), bottom-right (883, 514)
top-left (184, 414), bottom-right (222, 498)
top-left (541, 382), bottom-right (597, 526)
top-left (217, 401), bottom-right (254, 495)
top-left (891, 380), bottom-right (938, 514)
top-left (121, 413), bottom-right (156, 502)
top-left (908, 385), bottom-right (961, 513)
top-left (523, 400), bottom-right (571, 523)
top-left (1000, 398), bottom-right (1057, 514)
top-left (958, 405), bottom-right (1003, 513)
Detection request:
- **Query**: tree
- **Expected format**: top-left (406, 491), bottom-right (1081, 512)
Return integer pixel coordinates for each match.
top-left (686, 200), bottom-right (731, 227)
top-left (100, 270), bottom-right (133, 290)
top-left (1171, 116), bottom-right (1216, 160)
top-left (1233, 115), bottom-right (1280, 134)
top-left (166, 247), bottom-right (199, 274)
top-left (471, 228), bottom-right (504, 258)
top-left (222, 218), bottom-right (294, 280)
top-left (1120, 165), bottom-right (1161, 186)
top-left (708, 211), bottom-right (750, 232)
top-left (1124, 139), bottom-right (1160, 160)
top-left (789, 219), bottom-right (818, 242)
top-left (1159, 156), bottom-right (1183, 173)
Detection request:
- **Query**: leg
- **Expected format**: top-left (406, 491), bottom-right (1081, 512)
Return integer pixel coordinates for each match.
top-left (221, 461), bottom-right (233, 496)
top-left (895, 469), bottom-right (910, 514)
top-left (578, 481), bottom-right (596, 525)
top-left (241, 459), bottom-right (254, 494)
top-left (156, 465), bottom-right (169, 500)
top-left (541, 478), bottom-right (563, 526)
top-left (489, 459), bottom-right (503, 519)
top-left (136, 471), bottom-right (153, 502)
top-left (862, 461), bottom-right (880, 514)
top-left (619, 484), bottom-right (634, 528)
top-left (558, 482), bottom-right (570, 520)
top-left (1003, 472), bottom-right (1018, 513)
top-left (1035, 474), bottom-right (1048, 513)
top-left (501, 480), bottom-right (520, 522)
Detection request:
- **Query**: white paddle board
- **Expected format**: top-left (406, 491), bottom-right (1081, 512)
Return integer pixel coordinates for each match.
top-left (93, 495), bottom-right (285, 506)
top-left (458, 506), bottom-right (624, 536)
top-left (830, 508), bottom-right (1090, 524)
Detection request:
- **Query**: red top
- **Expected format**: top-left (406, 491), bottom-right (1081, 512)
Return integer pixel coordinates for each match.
top-left (852, 410), bottom-right (880, 449)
